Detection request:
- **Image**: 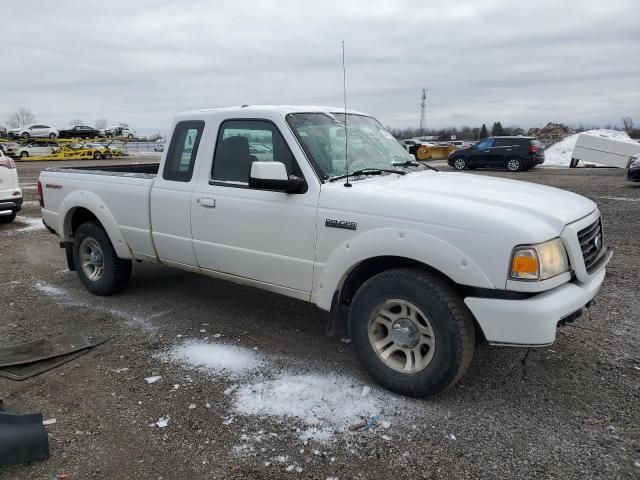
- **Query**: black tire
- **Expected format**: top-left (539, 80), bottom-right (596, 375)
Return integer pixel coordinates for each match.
top-left (21, 132), bottom-right (29, 139)
top-left (0, 211), bottom-right (17, 223)
top-left (49, 133), bottom-right (56, 139)
top-left (20, 151), bottom-right (28, 159)
top-left (103, 152), bottom-right (112, 159)
top-left (506, 157), bottom-right (522, 172)
top-left (93, 151), bottom-right (102, 159)
top-left (452, 157), bottom-right (467, 170)
top-left (73, 221), bottom-right (132, 295)
top-left (569, 158), bottom-right (579, 168)
top-left (350, 268), bottom-right (475, 397)
top-left (127, 134), bottom-right (133, 140)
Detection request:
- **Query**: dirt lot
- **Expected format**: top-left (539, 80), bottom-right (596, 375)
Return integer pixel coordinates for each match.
top-left (1, 159), bottom-right (638, 480)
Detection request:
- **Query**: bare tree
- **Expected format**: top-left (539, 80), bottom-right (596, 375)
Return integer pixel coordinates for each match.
top-left (621, 117), bottom-right (634, 133)
top-left (68, 119), bottom-right (83, 126)
top-left (95, 118), bottom-right (108, 130)
top-left (7, 108), bottom-right (36, 128)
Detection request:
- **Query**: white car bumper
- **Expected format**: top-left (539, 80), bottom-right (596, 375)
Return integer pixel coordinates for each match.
top-left (465, 267), bottom-right (607, 347)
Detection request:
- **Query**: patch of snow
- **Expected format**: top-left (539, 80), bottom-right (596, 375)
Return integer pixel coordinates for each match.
top-left (7, 216), bottom-right (46, 233)
top-left (144, 375), bottom-right (162, 384)
top-left (164, 340), bottom-right (263, 375)
top-left (33, 281), bottom-right (67, 297)
top-left (43, 418), bottom-right (57, 426)
top-left (542, 129), bottom-right (634, 167)
top-left (155, 416), bottom-right (169, 428)
top-left (598, 196), bottom-right (640, 203)
top-left (233, 373), bottom-right (397, 442)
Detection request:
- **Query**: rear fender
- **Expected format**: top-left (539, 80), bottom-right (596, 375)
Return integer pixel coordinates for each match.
top-left (59, 190), bottom-right (132, 259)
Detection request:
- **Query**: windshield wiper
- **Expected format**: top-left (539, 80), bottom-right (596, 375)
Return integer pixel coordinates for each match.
top-left (392, 160), bottom-right (439, 172)
top-left (329, 168), bottom-right (405, 182)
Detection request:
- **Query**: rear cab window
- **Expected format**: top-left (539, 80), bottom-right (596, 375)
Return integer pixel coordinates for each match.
top-left (162, 120), bottom-right (204, 182)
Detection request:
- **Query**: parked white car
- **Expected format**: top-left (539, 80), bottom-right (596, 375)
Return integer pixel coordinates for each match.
top-left (0, 151), bottom-right (22, 223)
top-left (39, 105), bottom-right (611, 397)
top-left (100, 126), bottom-right (135, 139)
top-left (17, 141), bottom-right (60, 159)
top-left (8, 124), bottom-right (58, 139)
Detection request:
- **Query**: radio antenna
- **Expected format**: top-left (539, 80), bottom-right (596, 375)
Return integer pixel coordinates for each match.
top-left (342, 40), bottom-right (351, 187)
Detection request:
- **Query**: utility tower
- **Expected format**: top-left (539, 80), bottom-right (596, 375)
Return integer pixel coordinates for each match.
top-left (419, 88), bottom-right (428, 135)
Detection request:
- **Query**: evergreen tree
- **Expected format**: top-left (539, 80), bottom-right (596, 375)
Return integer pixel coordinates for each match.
top-left (491, 121), bottom-right (506, 136)
top-left (479, 124), bottom-right (488, 139)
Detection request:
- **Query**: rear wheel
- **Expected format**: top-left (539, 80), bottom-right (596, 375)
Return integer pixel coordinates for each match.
top-left (20, 151), bottom-right (29, 159)
top-left (21, 132), bottom-right (29, 139)
top-left (73, 221), bottom-right (132, 295)
top-left (506, 157), bottom-right (522, 172)
top-left (93, 151), bottom-right (102, 159)
top-left (0, 211), bottom-right (17, 223)
top-left (103, 151), bottom-right (112, 159)
top-left (453, 158), bottom-right (467, 170)
top-left (49, 133), bottom-right (56, 139)
top-left (350, 268), bottom-right (475, 397)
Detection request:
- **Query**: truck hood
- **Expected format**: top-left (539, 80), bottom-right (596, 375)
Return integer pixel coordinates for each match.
top-left (325, 171), bottom-right (596, 234)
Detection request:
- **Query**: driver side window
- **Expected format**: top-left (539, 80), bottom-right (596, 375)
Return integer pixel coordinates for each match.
top-left (211, 120), bottom-right (302, 185)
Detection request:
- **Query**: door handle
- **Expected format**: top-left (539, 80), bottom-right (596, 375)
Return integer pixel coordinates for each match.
top-left (198, 197), bottom-right (216, 208)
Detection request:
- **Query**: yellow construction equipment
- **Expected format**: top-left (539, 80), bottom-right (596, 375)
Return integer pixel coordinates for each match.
top-left (415, 144), bottom-right (456, 161)
top-left (0, 137), bottom-right (128, 161)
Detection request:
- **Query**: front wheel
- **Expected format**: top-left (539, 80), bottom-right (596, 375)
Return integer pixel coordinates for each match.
top-left (350, 268), bottom-right (475, 397)
top-left (93, 151), bottom-right (102, 159)
top-left (49, 133), bottom-right (57, 139)
top-left (453, 157), bottom-right (467, 170)
top-left (20, 151), bottom-right (28, 159)
top-left (73, 222), bottom-right (132, 295)
top-left (506, 157), bottom-right (522, 172)
top-left (21, 132), bottom-right (29, 139)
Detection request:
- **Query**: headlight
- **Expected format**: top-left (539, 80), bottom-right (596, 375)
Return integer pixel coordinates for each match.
top-left (510, 238), bottom-right (569, 281)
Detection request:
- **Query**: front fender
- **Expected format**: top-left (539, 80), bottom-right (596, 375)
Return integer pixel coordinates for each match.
top-left (314, 228), bottom-right (495, 310)
top-left (59, 190), bottom-right (132, 259)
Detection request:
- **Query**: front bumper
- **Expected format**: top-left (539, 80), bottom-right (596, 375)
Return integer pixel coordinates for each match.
top-left (0, 196), bottom-right (22, 212)
top-left (464, 267), bottom-right (607, 346)
top-left (627, 165), bottom-right (640, 182)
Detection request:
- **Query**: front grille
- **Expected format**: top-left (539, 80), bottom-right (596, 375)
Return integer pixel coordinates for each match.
top-left (577, 219), bottom-right (606, 273)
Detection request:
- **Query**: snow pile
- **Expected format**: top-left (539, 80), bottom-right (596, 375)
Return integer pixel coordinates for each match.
top-left (543, 129), bottom-right (634, 167)
top-left (233, 373), bottom-right (400, 442)
top-left (528, 122), bottom-right (574, 148)
top-left (165, 341), bottom-right (263, 375)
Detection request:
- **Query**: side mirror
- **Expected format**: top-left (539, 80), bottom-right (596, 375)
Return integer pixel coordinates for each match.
top-left (249, 161), bottom-right (306, 193)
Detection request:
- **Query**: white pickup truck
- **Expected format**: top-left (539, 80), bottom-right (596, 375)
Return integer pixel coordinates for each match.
top-left (39, 105), bottom-right (611, 397)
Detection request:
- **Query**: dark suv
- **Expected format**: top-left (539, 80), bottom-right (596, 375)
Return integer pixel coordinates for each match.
top-left (448, 136), bottom-right (544, 172)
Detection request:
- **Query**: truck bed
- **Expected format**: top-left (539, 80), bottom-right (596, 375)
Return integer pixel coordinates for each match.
top-left (45, 162), bottom-right (159, 178)
top-left (40, 163), bottom-right (160, 261)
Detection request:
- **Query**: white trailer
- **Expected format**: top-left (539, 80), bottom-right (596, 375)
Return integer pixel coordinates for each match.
top-left (570, 133), bottom-right (640, 168)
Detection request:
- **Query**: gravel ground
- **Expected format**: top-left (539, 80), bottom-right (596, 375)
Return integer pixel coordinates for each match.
top-left (1, 159), bottom-right (638, 480)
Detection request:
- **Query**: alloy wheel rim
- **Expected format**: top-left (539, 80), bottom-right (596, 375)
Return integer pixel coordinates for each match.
top-left (508, 159), bottom-right (520, 171)
top-left (454, 158), bottom-right (465, 169)
top-left (368, 299), bottom-right (435, 373)
top-left (79, 237), bottom-right (104, 281)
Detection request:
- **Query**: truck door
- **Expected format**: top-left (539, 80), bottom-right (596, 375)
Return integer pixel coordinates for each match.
top-left (190, 118), bottom-right (318, 294)
top-left (149, 120), bottom-right (205, 266)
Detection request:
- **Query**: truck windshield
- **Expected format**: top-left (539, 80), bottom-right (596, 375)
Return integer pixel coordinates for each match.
top-left (286, 112), bottom-right (412, 179)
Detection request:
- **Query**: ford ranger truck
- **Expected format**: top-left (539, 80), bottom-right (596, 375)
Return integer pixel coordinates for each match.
top-left (38, 105), bottom-right (612, 397)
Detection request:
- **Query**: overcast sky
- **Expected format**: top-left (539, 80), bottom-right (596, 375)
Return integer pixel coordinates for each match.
top-left (2, 0), bottom-right (638, 133)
